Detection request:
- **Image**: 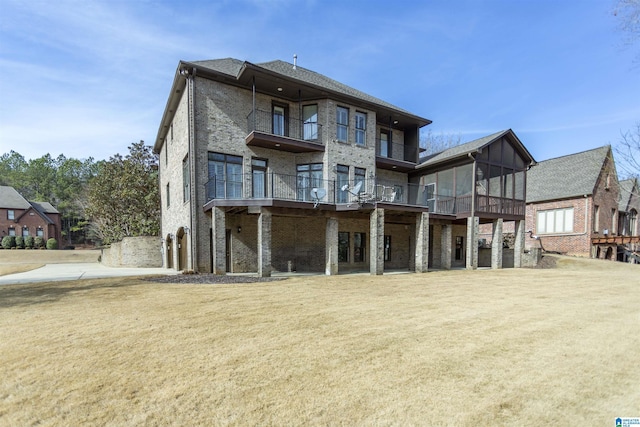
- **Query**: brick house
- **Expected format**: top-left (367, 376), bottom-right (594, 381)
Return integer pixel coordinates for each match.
top-left (154, 58), bottom-right (534, 274)
top-left (0, 185), bottom-right (62, 244)
top-left (524, 146), bottom-right (622, 259)
top-left (616, 178), bottom-right (639, 262)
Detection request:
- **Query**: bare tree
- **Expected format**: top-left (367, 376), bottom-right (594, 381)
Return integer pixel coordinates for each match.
top-left (615, 122), bottom-right (640, 180)
top-left (420, 129), bottom-right (462, 158)
top-left (613, 0), bottom-right (640, 63)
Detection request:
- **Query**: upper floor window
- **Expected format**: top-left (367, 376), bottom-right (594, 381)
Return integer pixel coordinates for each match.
top-left (183, 155), bottom-right (190, 202)
top-left (303, 105), bottom-right (318, 141)
top-left (208, 152), bottom-right (243, 199)
top-left (336, 106), bottom-right (349, 142)
top-left (166, 183), bottom-right (170, 208)
top-left (252, 158), bottom-right (267, 199)
top-left (336, 164), bottom-right (349, 203)
top-left (355, 112), bottom-right (366, 146)
top-left (379, 130), bottom-right (391, 158)
top-left (7, 210), bottom-right (14, 220)
top-left (537, 207), bottom-right (574, 234)
top-left (354, 167), bottom-right (366, 194)
top-left (296, 163), bottom-right (323, 202)
top-left (273, 104), bottom-right (288, 136)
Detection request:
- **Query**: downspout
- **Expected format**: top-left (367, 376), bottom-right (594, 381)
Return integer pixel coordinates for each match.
top-left (186, 67), bottom-right (198, 271)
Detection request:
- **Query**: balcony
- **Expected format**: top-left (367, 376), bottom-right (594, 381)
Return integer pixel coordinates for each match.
top-left (375, 139), bottom-right (418, 172)
top-left (204, 173), bottom-right (525, 217)
top-left (246, 109), bottom-right (324, 153)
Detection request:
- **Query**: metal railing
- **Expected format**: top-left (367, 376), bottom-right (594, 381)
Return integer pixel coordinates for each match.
top-left (205, 173), bottom-right (525, 215)
top-left (375, 139), bottom-right (417, 163)
top-left (247, 109), bottom-right (323, 143)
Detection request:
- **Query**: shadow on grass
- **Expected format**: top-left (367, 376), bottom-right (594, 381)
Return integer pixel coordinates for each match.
top-left (0, 277), bottom-right (155, 309)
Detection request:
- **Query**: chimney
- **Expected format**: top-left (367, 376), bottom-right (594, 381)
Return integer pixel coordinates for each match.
top-left (293, 54), bottom-right (297, 70)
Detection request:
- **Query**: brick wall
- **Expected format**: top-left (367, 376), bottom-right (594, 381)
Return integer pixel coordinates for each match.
top-left (101, 236), bottom-right (162, 267)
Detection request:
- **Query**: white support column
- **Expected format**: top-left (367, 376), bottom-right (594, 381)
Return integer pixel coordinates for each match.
top-left (441, 224), bottom-right (452, 270)
top-left (491, 218), bottom-right (504, 269)
top-left (415, 212), bottom-right (430, 273)
top-left (258, 208), bottom-right (272, 277)
top-left (466, 216), bottom-right (479, 270)
top-left (370, 208), bottom-right (385, 275)
top-left (325, 217), bottom-right (339, 275)
top-left (514, 219), bottom-right (525, 268)
top-left (212, 207), bottom-right (226, 275)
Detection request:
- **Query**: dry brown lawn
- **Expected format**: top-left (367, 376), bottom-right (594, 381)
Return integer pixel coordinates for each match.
top-left (0, 249), bottom-right (99, 276)
top-left (1, 256), bottom-right (638, 426)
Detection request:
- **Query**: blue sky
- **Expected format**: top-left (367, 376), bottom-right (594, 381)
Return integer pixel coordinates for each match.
top-left (0, 0), bottom-right (638, 165)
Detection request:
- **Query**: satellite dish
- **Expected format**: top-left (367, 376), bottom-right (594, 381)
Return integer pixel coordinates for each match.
top-left (311, 187), bottom-right (326, 208)
top-left (341, 184), bottom-right (349, 192)
top-left (352, 181), bottom-right (363, 194)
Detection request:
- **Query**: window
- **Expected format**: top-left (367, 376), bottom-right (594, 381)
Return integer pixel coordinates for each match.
top-left (7, 210), bottom-right (14, 220)
top-left (379, 130), bottom-right (391, 158)
top-left (455, 236), bottom-right (463, 260)
top-left (354, 232), bottom-right (366, 262)
top-left (424, 182), bottom-right (436, 211)
top-left (296, 163), bottom-right (323, 201)
top-left (537, 208), bottom-right (574, 234)
top-left (336, 106), bottom-right (349, 142)
top-left (273, 104), bottom-right (287, 136)
top-left (355, 112), bottom-right (366, 146)
top-left (338, 232), bottom-right (349, 262)
top-left (182, 155), bottom-right (190, 202)
top-left (37, 228), bottom-right (44, 237)
top-left (22, 227), bottom-right (29, 237)
top-left (303, 104), bottom-right (318, 140)
top-left (354, 167), bottom-right (366, 194)
top-left (593, 205), bottom-right (600, 232)
top-left (612, 208), bottom-right (617, 233)
top-left (252, 158), bottom-right (267, 198)
top-left (8, 228), bottom-right (15, 236)
top-left (208, 152), bottom-right (243, 199)
top-left (336, 164), bottom-right (349, 203)
top-left (384, 235), bottom-right (391, 261)
top-left (166, 183), bottom-right (170, 208)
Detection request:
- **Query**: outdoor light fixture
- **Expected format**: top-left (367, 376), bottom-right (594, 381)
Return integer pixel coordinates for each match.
top-left (237, 226), bottom-right (242, 233)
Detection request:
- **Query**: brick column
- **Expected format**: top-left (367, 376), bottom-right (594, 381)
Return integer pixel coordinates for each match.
top-left (258, 208), bottom-right (272, 277)
top-left (415, 212), bottom-right (429, 273)
top-left (441, 224), bottom-right (452, 270)
top-left (466, 216), bottom-right (479, 270)
top-left (325, 217), bottom-right (339, 275)
top-left (370, 208), bottom-right (384, 275)
top-left (212, 207), bottom-right (226, 275)
top-left (491, 218), bottom-right (503, 269)
top-left (514, 219), bottom-right (525, 268)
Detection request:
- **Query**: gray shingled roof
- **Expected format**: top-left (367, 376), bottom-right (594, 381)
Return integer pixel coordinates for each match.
top-left (526, 145), bottom-right (611, 203)
top-left (190, 58), bottom-right (418, 117)
top-left (417, 130), bottom-right (511, 169)
top-left (0, 186), bottom-right (31, 209)
top-left (618, 178), bottom-right (638, 212)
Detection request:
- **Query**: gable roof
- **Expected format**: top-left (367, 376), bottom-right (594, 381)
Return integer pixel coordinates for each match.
top-left (0, 185), bottom-right (31, 209)
top-left (416, 129), bottom-right (535, 170)
top-left (156, 57), bottom-right (431, 152)
top-left (618, 178), bottom-right (639, 212)
top-left (526, 145), bottom-right (612, 203)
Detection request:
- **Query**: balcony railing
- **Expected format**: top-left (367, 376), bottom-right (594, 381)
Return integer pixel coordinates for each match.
top-left (375, 139), bottom-right (417, 163)
top-left (247, 109), bottom-right (323, 143)
top-left (205, 173), bottom-right (525, 216)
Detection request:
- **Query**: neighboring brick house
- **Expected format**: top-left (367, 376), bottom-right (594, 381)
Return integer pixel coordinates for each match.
top-left (154, 58), bottom-right (535, 274)
top-left (617, 178), bottom-right (640, 262)
top-left (0, 185), bottom-right (62, 244)
top-left (524, 146), bottom-right (621, 258)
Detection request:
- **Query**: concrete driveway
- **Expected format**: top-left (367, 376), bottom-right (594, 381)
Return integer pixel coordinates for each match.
top-left (0, 263), bottom-right (177, 285)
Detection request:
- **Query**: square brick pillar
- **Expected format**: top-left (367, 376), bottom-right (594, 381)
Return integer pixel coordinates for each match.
top-left (491, 218), bottom-right (503, 269)
top-left (258, 208), bottom-right (272, 277)
top-left (514, 219), bottom-right (525, 268)
top-left (325, 217), bottom-right (339, 275)
top-left (466, 216), bottom-right (479, 270)
top-left (415, 212), bottom-right (430, 273)
top-left (441, 224), bottom-right (452, 270)
top-left (212, 207), bottom-right (226, 275)
top-left (370, 208), bottom-right (384, 275)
